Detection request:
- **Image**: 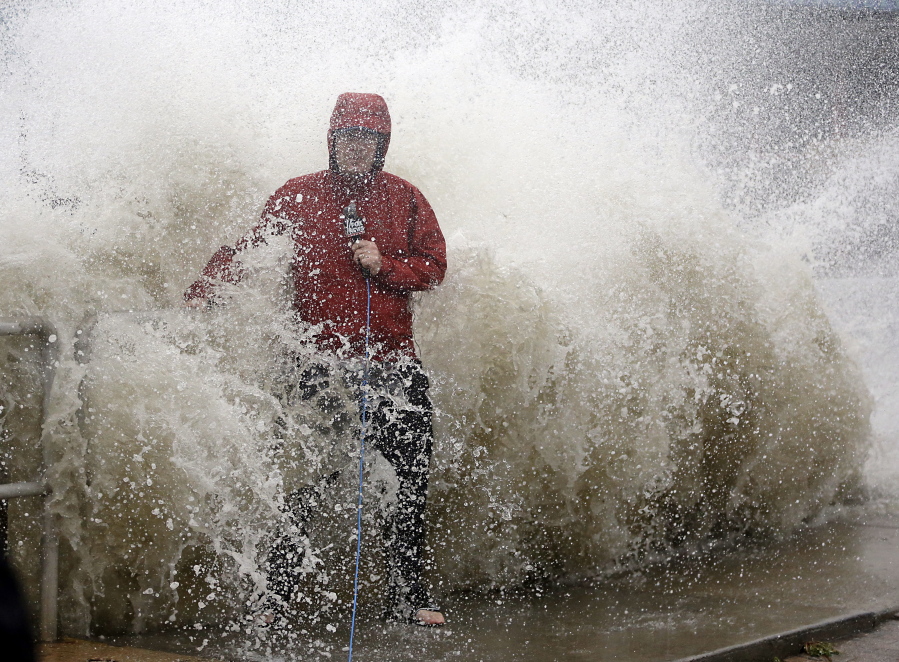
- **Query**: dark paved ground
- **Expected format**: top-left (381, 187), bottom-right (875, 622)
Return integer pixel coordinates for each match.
top-left (39, 637), bottom-right (219, 662)
top-left (74, 506), bottom-right (899, 661)
top-left (784, 616), bottom-right (899, 662)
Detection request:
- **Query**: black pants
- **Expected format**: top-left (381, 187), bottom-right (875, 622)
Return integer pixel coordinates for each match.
top-left (267, 359), bottom-right (436, 619)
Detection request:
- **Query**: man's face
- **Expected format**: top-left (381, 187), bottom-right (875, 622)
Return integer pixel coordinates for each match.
top-left (334, 130), bottom-right (380, 174)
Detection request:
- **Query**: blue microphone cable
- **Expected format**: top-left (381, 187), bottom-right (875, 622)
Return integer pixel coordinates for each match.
top-left (347, 275), bottom-right (371, 662)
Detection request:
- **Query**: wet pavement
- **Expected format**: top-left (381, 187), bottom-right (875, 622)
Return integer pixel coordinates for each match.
top-left (39, 637), bottom-right (219, 661)
top-left (40, 620), bottom-right (899, 662)
top-left (73, 504), bottom-right (899, 661)
top-left (783, 617), bottom-right (899, 662)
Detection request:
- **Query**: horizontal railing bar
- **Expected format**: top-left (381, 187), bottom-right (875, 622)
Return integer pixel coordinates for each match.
top-left (0, 482), bottom-right (48, 499)
top-left (0, 318), bottom-right (56, 338)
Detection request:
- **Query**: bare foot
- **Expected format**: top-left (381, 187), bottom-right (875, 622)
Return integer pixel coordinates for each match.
top-left (414, 609), bottom-right (445, 626)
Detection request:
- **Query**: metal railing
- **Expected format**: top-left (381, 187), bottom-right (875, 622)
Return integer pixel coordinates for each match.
top-left (0, 317), bottom-right (59, 642)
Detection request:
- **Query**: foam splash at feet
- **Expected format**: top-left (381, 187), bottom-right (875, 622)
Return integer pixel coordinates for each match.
top-left (0, 0), bottom-right (872, 642)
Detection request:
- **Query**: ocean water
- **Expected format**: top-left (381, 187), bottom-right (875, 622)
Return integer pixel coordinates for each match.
top-left (0, 0), bottom-right (895, 651)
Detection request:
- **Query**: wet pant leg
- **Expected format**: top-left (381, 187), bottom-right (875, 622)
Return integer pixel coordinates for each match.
top-left (266, 360), bottom-right (437, 618)
top-left (265, 363), bottom-right (341, 608)
top-left (265, 485), bottom-right (314, 607)
top-left (369, 363), bottom-right (436, 617)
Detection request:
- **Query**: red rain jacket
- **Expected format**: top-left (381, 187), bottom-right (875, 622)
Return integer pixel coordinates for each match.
top-left (185, 94), bottom-right (446, 359)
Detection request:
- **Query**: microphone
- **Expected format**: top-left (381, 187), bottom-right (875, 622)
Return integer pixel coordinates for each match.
top-left (343, 201), bottom-right (370, 277)
top-left (343, 201), bottom-right (365, 240)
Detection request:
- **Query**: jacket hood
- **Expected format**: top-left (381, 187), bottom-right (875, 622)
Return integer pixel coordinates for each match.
top-left (328, 93), bottom-right (391, 173)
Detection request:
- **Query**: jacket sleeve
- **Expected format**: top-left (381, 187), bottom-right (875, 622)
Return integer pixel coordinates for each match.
top-left (183, 185), bottom-right (293, 302)
top-left (375, 185), bottom-right (447, 292)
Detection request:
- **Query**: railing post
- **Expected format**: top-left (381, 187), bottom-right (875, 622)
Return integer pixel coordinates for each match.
top-left (0, 317), bottom-right (58, 642)
top-left (39, 506), bottom-right (58, 642)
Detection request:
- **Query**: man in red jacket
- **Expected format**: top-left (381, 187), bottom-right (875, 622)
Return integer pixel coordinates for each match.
top-left (185, 93), bottom-right (446, 626)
